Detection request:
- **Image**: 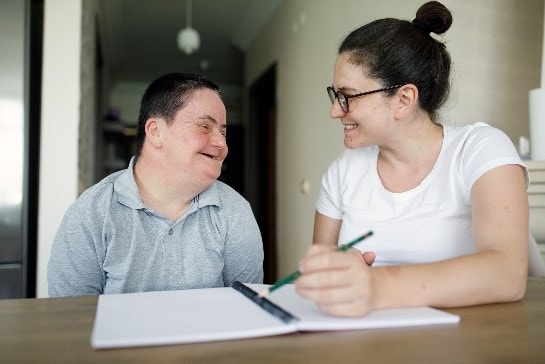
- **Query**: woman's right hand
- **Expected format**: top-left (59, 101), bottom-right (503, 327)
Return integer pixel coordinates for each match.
top-left (294, 244), bottom-right (377, 317)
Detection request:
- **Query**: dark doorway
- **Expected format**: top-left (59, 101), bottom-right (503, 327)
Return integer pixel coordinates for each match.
top-left (248, 65), bottom-right (276, 284)
top-left (218, 125), bottom-right (244, 195)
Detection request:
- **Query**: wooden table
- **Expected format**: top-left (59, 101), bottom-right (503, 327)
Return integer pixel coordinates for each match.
top-left (1, 278), bottom-right (544, 363)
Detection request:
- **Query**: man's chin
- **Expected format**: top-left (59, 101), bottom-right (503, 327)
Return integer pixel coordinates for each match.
top-left (197, 163), bottom-right (223, 184)
top-left (206, 170), bottom-right (222, 182)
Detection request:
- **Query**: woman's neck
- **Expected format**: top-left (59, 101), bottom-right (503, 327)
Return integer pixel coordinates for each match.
top-left (377, 121), bottom-right (443, 192)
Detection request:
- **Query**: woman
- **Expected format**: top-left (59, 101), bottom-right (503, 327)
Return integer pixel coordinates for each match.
top-left (295, 1), bottom-right (529, 316)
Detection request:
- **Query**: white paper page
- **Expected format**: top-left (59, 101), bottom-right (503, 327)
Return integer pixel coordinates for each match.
top-left (91, 287), bottom-right (296, 349)
top-left (251, 284), bottom-right (460, 331)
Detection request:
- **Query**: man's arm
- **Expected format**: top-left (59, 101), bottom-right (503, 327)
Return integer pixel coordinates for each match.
top-left (222, 199), bottom-right (264, 286)
top-left (47, 204), bottom-right (105, 297)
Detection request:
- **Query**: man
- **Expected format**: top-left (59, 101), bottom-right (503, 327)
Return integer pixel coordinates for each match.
top-left (48, 73), bottom-right (264, 296)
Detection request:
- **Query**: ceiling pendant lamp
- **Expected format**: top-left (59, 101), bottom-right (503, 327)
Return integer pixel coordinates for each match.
top-left (177, 0), bottom-right (200, 55)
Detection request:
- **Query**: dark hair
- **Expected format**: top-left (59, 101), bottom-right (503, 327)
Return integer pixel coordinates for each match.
top-left (135, 73), bottom-right (222, 156)
top-left (338, 1), bottom-right (452, 121)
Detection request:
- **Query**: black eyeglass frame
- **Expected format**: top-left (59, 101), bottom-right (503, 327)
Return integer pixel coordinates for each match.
top-left (326, 84), bottom-right (403, 113)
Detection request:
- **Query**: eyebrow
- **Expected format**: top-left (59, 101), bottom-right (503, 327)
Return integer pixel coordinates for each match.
top-left (198, 115), bottom-right (222, 123)
top-left (335, 86), bottom-right (359, 93)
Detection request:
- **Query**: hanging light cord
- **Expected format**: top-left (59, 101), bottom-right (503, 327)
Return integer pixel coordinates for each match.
top-left (186, 0), bottom-right (192, 28)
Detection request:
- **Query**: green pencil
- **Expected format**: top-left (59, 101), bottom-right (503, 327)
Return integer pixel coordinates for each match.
top-left (258, 231), bottom-right (373, 298)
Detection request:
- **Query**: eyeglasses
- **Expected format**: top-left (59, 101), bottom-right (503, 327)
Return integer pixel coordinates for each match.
top-left (326, 84), bottom-right (403, 113)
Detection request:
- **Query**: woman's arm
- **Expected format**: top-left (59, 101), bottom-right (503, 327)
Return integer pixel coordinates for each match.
top-left (312, 212), bottom-right (342, 246)
top-left (296, 164), bottom-right (528, 316)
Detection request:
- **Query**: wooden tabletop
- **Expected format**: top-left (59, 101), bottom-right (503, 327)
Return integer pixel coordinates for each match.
top-left (1, 277), bottom-right (544, 363)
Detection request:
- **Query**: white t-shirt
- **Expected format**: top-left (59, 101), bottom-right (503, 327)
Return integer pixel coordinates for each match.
top-left (316, 122), bottom-right (526, 266)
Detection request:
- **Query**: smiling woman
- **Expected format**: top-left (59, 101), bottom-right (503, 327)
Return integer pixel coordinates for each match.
top-left (294, 1), bottom-right (530, 318)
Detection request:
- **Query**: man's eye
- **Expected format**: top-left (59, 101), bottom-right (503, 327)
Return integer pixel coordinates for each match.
top-left (200, 124), bottom-right (211, 131)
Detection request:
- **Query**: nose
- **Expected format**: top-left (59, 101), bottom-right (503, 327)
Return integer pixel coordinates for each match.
top-left (329, 99), bottom-right (346, 119)
top-left (210, 128), bottom-right (227, 149)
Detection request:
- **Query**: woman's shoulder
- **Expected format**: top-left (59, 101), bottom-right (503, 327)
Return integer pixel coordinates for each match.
top-left (441, 122), bottom-right (522, 187)
top-left (322, 147), bottom-right (377, 182)
top-left (443, 122), bottom-right (515, 154)
top-left (444, 122), bottom-right (508, 140)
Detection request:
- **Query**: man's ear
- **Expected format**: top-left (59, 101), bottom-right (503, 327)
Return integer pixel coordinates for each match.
top-left (394, 84), bottom-right (419, 119)
top-left (144, 118), bottom-right (164, 148)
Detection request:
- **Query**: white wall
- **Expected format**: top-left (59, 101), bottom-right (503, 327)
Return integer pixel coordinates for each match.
top-left (37, 0), bottom-right (81, 297)
top-left (245, 0), bottom-right (544, 278)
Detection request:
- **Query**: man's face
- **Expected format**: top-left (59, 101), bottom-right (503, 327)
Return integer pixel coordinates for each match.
top-left (160, 88), bottom-right (228, 186)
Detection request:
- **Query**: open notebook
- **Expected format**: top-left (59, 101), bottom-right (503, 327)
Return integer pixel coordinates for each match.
top-left (91, 282), bottom-right (459, 349)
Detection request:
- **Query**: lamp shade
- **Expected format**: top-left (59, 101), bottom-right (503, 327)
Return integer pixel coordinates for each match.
top-left (177, 27), bottom-right (200, 55)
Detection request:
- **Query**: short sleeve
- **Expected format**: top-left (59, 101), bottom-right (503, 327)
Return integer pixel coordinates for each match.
top-left (461, 124), bottom-right (527, 189)
top-left (316, 156), bottom-right (344, 220)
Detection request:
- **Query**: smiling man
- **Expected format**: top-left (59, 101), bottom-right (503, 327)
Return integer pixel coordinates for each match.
top-left (48, 73), bottom-right (264, 297)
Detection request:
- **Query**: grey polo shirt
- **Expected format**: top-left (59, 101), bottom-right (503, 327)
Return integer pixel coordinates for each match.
top-left (47, 159), bottom-right (264, 297)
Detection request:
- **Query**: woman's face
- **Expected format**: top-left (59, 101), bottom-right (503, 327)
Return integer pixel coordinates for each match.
top-left (330, 53), bottom-right (397, 149)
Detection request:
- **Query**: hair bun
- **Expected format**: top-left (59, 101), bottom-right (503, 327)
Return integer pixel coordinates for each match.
top-left (412, 19), bottom-right (432, 34)
top-left (413, 1), bottom-right (452, 35)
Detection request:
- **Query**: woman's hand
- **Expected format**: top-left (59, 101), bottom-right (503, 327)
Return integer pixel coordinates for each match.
top-left (294, 244), bottom-right (376, 317)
